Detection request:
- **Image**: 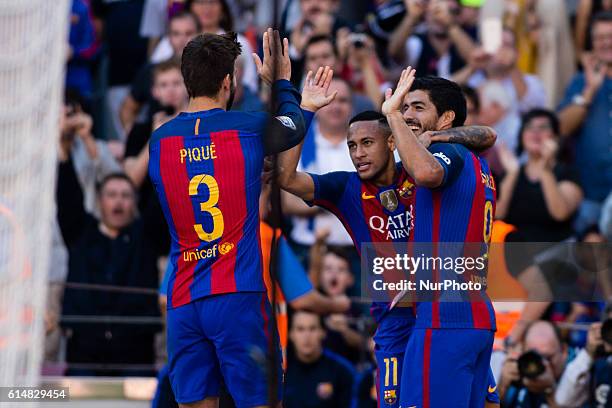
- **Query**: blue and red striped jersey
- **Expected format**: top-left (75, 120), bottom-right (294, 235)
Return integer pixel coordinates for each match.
top-left (149, 81), bottom-right (311, 309)
top-left (412, 143), bottom-right (497, 330)
top-left (309, 163), bottom-right (416, 322)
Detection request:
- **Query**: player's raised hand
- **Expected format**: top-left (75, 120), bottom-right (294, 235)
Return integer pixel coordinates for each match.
top-left (253, 28), bottom-right (292, 85)
top-left (300, 66), bottom-right (337, 112)
top-left (381, 66), bottom-right (416, 116)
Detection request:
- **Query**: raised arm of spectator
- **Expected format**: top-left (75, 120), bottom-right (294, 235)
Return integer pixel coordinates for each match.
top-left (537, 140), bottom-right (583, 221)
top-left (431, 1), bottom-right (478, 63)
top-left (495, 143), bottom-right (520, 219)
top-left (56, 141), bottom-right (92, 247)
top-left (388, 0), bottom-right (426, 62)
top-left (383, 68), bottom-right (447, 188)
top-left (119, 95), bottom-right (141, 134)
top-left (555, 322), bottom-right (601, 407)
top-left (349, 36), bottom-right (385, 108)
top-left (574, 0), bottom-right (593, 61)
top-left (558, 54), bottom-right (606, 136)
top-left (124, 141), bottom-right (150, 188)
top-left (278, 66), bottom-right (337, 201)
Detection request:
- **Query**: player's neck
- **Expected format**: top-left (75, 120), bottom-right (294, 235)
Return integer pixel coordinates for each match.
top-left (372, 160), bottom-right (397, 187)
top-left (186, 97), bottom-right (226, 113)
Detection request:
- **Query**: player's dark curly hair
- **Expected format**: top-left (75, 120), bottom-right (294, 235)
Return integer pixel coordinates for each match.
top-left (410, 76), bottom-right (467, 127)
top-left (181, 32), bottom-right (242, 99)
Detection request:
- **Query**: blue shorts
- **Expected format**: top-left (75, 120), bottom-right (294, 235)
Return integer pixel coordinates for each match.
top-left (167, 292), bottom-right (281, 407)
top-left (373, 310), bottom-right (414, 408)
top-left (400, 328), bottom-right (494, 408)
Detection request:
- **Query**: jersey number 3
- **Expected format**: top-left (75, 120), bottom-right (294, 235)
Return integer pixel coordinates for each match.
top-left (189, 174), bottom-right (224, 242)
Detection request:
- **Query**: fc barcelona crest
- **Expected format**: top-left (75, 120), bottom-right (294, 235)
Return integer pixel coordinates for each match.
top-left (380, 189), bottom-right (398, 212)
top-left (384, 389), bottom-right (397, 405)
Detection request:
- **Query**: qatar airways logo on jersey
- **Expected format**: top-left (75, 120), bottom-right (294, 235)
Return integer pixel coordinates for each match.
top-left (368, 205), bottom-right (414, 240)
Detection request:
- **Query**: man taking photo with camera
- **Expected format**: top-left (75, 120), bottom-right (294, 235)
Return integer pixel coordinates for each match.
top-left (499, 320), bottom-right (569, 408)
top-left (556, 305), bottom-right (612, 407)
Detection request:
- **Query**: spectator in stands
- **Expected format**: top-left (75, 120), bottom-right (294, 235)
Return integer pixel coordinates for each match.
top-left (139, 0), bottom-right (186, 56)
top-left (287, 0), bottom-right (351, 60)
top-left (46, 90), bottom-right (122, 366)
top-left (558, 11), bottom-right (612, 234)
top-left (57, 138), bottom-right (163, 376)
top-left (283, 78), bottom-right (355, 260)
top-left (499, 321), bottom-right (570, 407)
top-left (67, 0), bottom-right (99, 100)
top-left (336, 30), bottom-right (389, 108)
top-left (301, 35), bottom-right (374, 113)
top-left (387, 0), bottom-right (477, 78)
top-left (556, 305), bottom-right (612, 407)
top-left (284, 310), bottom-right (355, 408)
top-left (120, 11), bottom-right (199, 134)
top-left (477, 81), bottom-right (521, 152)
top-left (574, 0), bottom-right (612, 60)
top-left (309, 234), bottom-right (365, 364)
top-left (91, 0), bottom-right (149, 141)
top-left (496, 109), bottom-right (583, 242)
top-left (453, 28), bottom-right (547, 150)
top-left (149, 0), bottom-right (258, 92)
top-left (231, 55), bottom-right (265, 111)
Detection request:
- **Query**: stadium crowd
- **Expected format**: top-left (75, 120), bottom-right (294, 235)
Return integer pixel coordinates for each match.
top-left (49, 0), bottom-right (611, 406)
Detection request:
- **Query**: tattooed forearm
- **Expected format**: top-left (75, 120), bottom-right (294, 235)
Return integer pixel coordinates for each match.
top-left (432, 126), bottom-right (497, 152)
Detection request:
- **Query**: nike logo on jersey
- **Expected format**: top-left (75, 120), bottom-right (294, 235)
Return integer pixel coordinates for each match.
top-left (362, 192), bottom-right (376, 200)
top-left (488, 385), bottom-right (497, 393)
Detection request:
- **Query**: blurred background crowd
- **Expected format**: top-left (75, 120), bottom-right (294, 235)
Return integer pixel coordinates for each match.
top-left (50, 0), bottom-right (612, 406)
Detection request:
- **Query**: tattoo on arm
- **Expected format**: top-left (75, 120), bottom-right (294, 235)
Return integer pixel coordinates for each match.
top-left (435, 126), bottom-right (497, 152)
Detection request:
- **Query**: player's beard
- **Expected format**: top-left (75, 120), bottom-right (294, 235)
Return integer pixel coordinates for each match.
top-left (226, 80), bottom-right (236, 111)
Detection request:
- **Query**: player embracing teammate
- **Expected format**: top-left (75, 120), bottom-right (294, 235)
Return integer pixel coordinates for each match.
top-left (279, 66), bottom-right (499, 407)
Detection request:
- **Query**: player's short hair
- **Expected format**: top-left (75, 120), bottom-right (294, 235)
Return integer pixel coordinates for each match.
top-left (168, 10), bottom-right (201, 32)
top-left (304, 34), bottom-right (338, 57)
top-left (181, 32), bottom-right (242, 99)
top-left (96, 173), bottom-right (137, 195)
top-left (348, 110), bottom-right (391, 137)
top-left (186, 0), bottom-right (234, 32)
top-left (410, 76), bottom-right (467, 127)
top-left (152, 58), bottom-right (182, 84)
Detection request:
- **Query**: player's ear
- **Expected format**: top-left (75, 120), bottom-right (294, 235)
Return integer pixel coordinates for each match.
top-left (437, 110), bottom-right (455, 130)
top-left (222, 74), bottom-right (231, 91)
top-left (387, 133), bottom-right (396, 151)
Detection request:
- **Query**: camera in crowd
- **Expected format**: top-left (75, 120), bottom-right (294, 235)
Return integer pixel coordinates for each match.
top-left (517, 350), bottom-right (547, 380)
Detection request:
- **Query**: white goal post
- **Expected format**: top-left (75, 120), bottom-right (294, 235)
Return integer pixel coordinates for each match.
top-left (0, 0), bottom-right (70, 405)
